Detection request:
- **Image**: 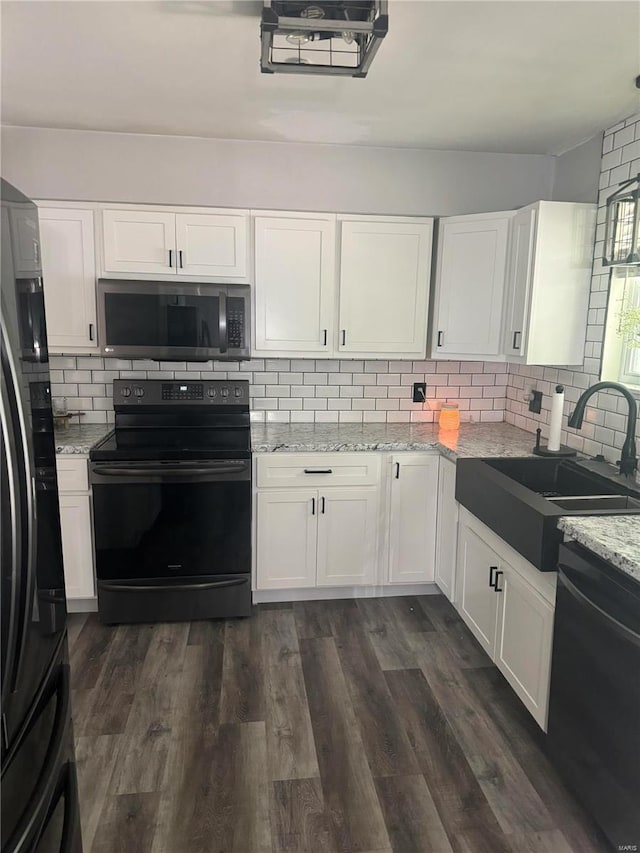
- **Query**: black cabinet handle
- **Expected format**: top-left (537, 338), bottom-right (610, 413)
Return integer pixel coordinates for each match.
top-left (395, 462), bottom-right (400, 479)
top-left (322, 329), bottom-right (327, 346)
top-left (311, 497), bottom-right (316, 515)
top-left (342, 330), bottom-right (346, 346)
top-left (494, 570), bottom-right (503, 593)
top-left (489, 566), bottom-right (498, 588)
top-left (89, 323), bottom-right (94, 341)
top-left (304, 468), bottom-right (333, 474)
top-left (168, 249), bottom-right (173, 268)
top-left (512, 331), bottom-right (521, 350)
top-left (179, 249), bottom-right (184, 269)
top-left (321, 496), bottom-right (326, 514)
top-left (437, 330), bottom-right (444, 347)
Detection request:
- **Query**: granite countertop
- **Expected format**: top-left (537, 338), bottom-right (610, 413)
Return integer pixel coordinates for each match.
top-left (55, 425), bottom-right (112, 455)
top-left (557, 515), bottom-right (640, 583)
top-left (250, 421), bottom-right (537, 461)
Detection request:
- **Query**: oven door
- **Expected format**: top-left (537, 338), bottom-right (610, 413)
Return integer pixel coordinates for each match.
top-left (91, 459), bottom-right (251, 582)
top-left (97, 279), bottom-right (250, 360)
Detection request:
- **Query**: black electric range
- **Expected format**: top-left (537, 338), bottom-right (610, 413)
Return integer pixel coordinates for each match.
top-left (89, 379), bottom-right (252, 624)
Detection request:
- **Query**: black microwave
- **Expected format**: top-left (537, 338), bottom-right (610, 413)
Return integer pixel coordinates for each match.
top-left (97, 279), bottom-right (250, 361)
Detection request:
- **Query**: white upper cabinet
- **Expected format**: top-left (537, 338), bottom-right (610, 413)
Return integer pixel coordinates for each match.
top-left (102, 209), bottom-right (176, 274)
top-left (38, 206), bottom-right (98, 353)
top-left (388, 453), bottom-right (439, 584)
top-left (338, 216), bottom-right (433, 357)
top-left (101, 206), bottom-right (250, 280)
top-left (432, 212), bottom-right (513, 359)
top-left (174, 212), bottom-right (248, 278)
top-left (253, 213), bottom-right (336, 356)
top-left (502, 201), bottom-right (596, 366)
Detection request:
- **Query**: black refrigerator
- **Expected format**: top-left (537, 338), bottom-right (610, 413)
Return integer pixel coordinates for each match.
top-left (1, 179), bottom-right (82, 852)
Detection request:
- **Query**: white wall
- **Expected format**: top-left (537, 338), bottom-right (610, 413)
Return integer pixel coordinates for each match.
top-left (0, 125), bottom-right (555, 216)
top-left (552, 133), bottom-right (602, 204)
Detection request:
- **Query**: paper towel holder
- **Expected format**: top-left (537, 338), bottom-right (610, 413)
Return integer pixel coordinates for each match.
top-left (532, 427), bottom-right (577, 457)
top-left (532, 384), bottom-right (578, 457)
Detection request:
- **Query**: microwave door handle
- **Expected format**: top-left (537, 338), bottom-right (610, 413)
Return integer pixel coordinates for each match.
top-left (219, 291), bottom-right (227, 354)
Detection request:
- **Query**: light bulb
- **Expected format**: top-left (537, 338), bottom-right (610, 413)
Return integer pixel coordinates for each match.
top-left (286, 31), bottom-right (310, 44)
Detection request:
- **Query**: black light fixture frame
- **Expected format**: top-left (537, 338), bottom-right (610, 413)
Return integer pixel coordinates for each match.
top-left (603, 172), bottom-right (640, 267)
top-left (260, 0), bottom-right (388, 78)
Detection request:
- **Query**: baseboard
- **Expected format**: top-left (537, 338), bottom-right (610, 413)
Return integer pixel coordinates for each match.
top-left (252, 583), bottom-right (442, 604)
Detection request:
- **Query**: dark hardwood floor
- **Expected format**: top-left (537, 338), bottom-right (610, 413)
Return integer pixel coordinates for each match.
top-left (67, 596), bottom-right (611, 853)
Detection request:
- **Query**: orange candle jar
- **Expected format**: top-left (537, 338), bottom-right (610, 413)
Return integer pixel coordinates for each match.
top-left (439, 403), bottom-right (460, 430)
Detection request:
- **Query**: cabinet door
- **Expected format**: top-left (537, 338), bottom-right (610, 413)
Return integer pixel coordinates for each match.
top-left (102, 209), bottom-right (176, 274)
top-left (495, 563), bottom-right (555, 730)
top-left (316, 488), bottom-right (378, 586)
top-left (59, 494), bottom-right (95, 599)
top-left (338, 218), bottom-right (433, 356)
top-left (502, 206), bottom-right (536, 359)
top-left (433, 214), bottom-right (511, 358)
top-left (253, 214), bottom-right (335, 355)
top-left (388, 454), bottom-right (438, 584)
top-left (256, 490), bottom-right (317, 589)
top-left (175, 212), bottom-right (249, 279)
top-left (435, 457), bottom-right (458, 601)
top-left (457, 523), bottom-right (500, 657)
top-left (39, 208), bottom-right (97, 352)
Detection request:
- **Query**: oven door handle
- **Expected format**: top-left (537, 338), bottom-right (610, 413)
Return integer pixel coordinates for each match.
top-left (558, 567), bottom-right (640, 647)
top-left (91, 462), bottom-right (249, 481)
top-left (98, 577), bottom-right (247, 593)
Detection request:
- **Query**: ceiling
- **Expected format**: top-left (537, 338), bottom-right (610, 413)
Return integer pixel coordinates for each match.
top-left (1, 0), bottom-right (639, 155)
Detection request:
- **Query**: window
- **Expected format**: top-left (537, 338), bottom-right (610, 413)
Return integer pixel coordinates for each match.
top-left (602, 267), bottom-right (640, 391)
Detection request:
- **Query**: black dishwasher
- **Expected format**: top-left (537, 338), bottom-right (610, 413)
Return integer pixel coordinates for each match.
top-left (547, 541), bottom-right (640, 851)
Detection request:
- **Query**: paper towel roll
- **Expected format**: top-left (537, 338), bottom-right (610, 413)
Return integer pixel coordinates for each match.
top-left (548, 385), bottom-right (564, 452)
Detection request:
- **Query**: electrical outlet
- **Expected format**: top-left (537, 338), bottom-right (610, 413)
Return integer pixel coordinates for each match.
top-left (413, 382), bottom-right (426, 403)
top-left (529, 390), bottom-right (543, 414)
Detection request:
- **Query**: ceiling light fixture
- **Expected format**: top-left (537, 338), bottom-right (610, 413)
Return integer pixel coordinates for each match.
top-left (260, 0), bottom-right (388, 78)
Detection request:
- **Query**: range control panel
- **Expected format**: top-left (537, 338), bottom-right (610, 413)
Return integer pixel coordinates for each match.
top-left (114, 379), bottom-right (250, 407)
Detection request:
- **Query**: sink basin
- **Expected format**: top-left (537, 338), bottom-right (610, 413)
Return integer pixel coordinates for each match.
top-left (483, 457), bottom-right (621, 498)
top-left (455, 456), bottom-right (640, 572)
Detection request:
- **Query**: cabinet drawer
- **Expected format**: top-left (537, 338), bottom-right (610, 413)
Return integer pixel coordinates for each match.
top-left (56, 457), bottom-right (89, 492)
top-left (256, 453), bottom-right (381, 489)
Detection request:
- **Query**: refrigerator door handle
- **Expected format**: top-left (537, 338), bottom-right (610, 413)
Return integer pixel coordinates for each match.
top-left (0, 350), bottom-right (21, 702)
top-left (5, 665), bottom-right (72, 853)
top-left (0, 311), bottom-right (38, 694)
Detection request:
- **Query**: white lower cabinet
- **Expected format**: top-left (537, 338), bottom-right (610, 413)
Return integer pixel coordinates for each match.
top-left (316, 488), bottom-right (378, 586)
top-left (388, 454), bottom-right (439, 584)
top-left (56, 456), bottom-right (95, 601)
top-left (455, 509), bottom-right (556, 730)
top-left (457, 523), bottom-right (501, 657)
top-left (435, 457), bottom-right (458, 601)
top-left (256, 484), bottom-right (378, 590)
top-left (256, 490), bottom-right (317, 590)
top-left (494, 564), bottom-right (555, 729)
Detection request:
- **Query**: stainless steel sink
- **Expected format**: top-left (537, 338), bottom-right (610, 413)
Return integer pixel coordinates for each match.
top-left (547, 494), bottom-right (640, 511)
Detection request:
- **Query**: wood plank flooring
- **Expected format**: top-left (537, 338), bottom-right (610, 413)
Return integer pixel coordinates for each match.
top-left (68, 596), bottom-right (610, 853)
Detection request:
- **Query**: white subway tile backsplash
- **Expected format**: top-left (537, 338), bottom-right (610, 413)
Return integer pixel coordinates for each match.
top-left (504, 111), bottom-right (640, 474)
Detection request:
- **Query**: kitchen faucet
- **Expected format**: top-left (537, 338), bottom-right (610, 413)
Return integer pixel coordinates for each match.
top-left (567, 381), bottom-right (638, 477)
